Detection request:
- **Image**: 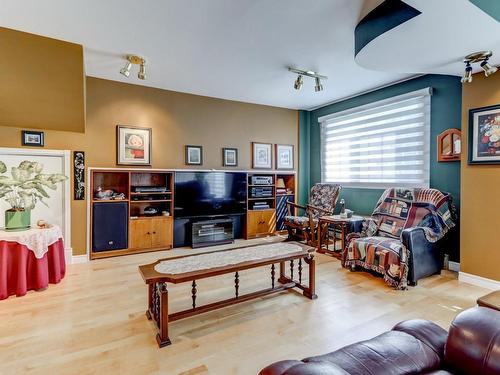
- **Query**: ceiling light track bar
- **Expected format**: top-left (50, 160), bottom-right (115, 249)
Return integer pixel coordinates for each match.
top-left (288, 67), bottom-right (328, 80)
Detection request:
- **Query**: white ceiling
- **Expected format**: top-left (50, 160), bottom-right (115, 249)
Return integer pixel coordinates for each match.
top-left (0, 1), bottom-right (497, 110)
top-left (0, 0), bottom-right (415, 110)
top-left (356, 0), bottom-right (500, 75)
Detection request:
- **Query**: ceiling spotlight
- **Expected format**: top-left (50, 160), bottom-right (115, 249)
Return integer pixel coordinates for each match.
top-left (294, 75), bottom-right (303, 90)
top-left (314, 77), bottom-right (324, 92)
top-left (461, 62), bottom-right (473, 84)
top-left (138, 62), bottom-right (147, 80)
top-left (120, 55), bottom-right (147, 80)
top-left (120, 61), bottom-right (132, 77)
top-left (480, 59), bottom-right (498, 77)
top-left (462, 51), bottom-right (497, 83)
top-left (288, 67), bottom-right (327, 93)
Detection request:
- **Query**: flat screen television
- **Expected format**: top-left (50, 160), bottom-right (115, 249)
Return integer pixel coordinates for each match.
top-left (174, 171), bottom-right (247, 218)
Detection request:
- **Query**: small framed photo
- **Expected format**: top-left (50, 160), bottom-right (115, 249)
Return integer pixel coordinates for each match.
top-left (222, 148), bottom-right (238, 167)
top-left (117, 125), bottom-right (152, 166)
top-left (252, 142), bottom-right (272, 169)
top-left (186, 145), bottom-right (203, 165)
top-left (21, 130), bottom-right (44, 147)
top-left (276, 144), bottom-right (294, 170)
top-left (468, 104), bottom-right (500, 164)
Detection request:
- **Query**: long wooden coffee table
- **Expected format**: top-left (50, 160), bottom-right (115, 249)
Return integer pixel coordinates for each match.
top-left (138, 241), bottom-right (317, 347)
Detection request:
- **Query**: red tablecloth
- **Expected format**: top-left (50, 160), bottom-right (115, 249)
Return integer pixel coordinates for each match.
top-left (0, 238), bottom-right (66, 300)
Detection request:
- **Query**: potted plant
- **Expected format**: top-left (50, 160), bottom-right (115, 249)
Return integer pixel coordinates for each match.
top-left (0, 160), bottom-right (67, 231)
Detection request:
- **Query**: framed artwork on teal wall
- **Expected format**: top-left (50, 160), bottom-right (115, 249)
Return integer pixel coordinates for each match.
top-left (468, 104), bottom-right (500, 164)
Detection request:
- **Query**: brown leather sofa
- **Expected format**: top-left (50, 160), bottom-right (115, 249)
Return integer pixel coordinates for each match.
top-left (260, 306), bottom-right (500, 375)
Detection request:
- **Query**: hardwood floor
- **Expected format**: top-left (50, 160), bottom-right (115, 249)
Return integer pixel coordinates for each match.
top-left (0, 238), bottom-right (489, 375)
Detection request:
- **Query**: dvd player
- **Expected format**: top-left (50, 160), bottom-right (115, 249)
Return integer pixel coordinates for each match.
top-left (134, 186), bottom-right (169, 193)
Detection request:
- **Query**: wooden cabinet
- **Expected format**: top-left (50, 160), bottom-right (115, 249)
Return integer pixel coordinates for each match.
top-left (247, 210), bottom-right (276, 238)
top-left (151, 217), bottom-right (172, 248)
top-left (130, 217), bottom-right (173, 250)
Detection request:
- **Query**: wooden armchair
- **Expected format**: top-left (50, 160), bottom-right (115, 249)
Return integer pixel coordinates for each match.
top-left (284, 183), bottom-right (341, 246)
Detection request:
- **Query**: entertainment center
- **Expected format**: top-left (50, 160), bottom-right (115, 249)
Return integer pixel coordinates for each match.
top-left (89, 168), bottom-right (296, 259)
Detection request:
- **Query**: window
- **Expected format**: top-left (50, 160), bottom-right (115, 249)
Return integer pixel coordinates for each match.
top-left (319, 88), bottom-right (432, 189)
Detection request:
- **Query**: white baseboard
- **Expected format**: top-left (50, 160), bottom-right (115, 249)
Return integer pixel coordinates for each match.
top-left (71, 255), bottom-right (89, 264)
top-left (448, 261), bottom-right (460, 272)
top-left (65, 247), bottom-right (73, 264)
top-left (459, 272), bottom-right (500, 290)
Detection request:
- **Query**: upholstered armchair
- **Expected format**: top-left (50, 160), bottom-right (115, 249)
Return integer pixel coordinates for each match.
top-left (284, 183), bottom-right (341, 246)
top-left (342, 188), bottom-right (456, 289)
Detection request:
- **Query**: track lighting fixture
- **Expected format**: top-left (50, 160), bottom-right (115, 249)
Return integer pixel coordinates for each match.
top-left (294, 75), bottom-right (303, 90)
top-left (120, 55), bottom-right (147, 80)
top-left (138, 62), bottom-right (147, 80)
top-left (462, 51), bottom-right (497, 83)
top-left (314, 77), bottom-right (324, 92)
top-left (481, 59), bottom-right (498, 77)
top-left (120, 61), bottom-right (132, 77)
top-left (288, 67), bottom-right (327, 93)
top-left (461, 62), bottom-right (472, 84)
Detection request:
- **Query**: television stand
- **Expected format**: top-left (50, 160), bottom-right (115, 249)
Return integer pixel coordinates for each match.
top-left (191, 218), bottom-right (234, 248)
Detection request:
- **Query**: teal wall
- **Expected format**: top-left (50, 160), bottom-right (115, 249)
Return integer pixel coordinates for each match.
top-left (298, 110), bottom-right (311, 206)
top-left (303, 74), bottom-right (462, 216)
top-left (298, 74), bottom-right (462, 261)
top-left (469, 0), bottom-right (500, 22)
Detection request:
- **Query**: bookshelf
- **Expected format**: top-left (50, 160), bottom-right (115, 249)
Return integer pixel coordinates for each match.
top-left (90, 169), bottom-right (174, 259)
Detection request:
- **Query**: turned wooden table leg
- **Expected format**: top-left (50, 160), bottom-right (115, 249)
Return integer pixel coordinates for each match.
top-left (278, 261), bottom-right (287, 283)
top-left (303, 255), bottom-right (318, 300)
top-left (156, 282), bottom-right (172, 348)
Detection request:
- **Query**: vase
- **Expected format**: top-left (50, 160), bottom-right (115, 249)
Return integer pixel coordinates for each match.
top-left (5, 209), bottom-right (31, 231)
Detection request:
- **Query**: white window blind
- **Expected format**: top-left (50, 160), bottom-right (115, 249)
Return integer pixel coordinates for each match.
top-left (319, 88), bottom-right (432, 189)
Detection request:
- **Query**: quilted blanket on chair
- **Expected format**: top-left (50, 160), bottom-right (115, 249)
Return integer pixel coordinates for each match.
top-left (344, 188), bottom-right (455, 289)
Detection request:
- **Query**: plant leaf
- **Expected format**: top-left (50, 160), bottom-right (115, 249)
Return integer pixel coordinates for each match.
top-left (11, 167), bottom-right (19, 181)
top-left (35, 185), bottom-right (50, 198)
top-left (0, 176), bottom-right (19, 186)
top-left (18, 161), bottom-right (32, 170)
top-left (49, 174), bottom-right (68, 183)
top-left (0, 161), bottom-right (6, 174)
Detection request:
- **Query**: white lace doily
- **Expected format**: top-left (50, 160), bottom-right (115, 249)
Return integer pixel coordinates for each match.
top-left (0, 225), bottom-right (63, 259)
top-left (154, 242), bottom-right (305, 275)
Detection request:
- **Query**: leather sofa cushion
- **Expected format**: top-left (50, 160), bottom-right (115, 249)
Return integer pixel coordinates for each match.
top-left (393, 319), bottom-right (447, 359)
top-left (303, 330), bottom-right (442, 375)
top-left (259, 360), bottom-right (348, 375)
top-left (445, 306), bottom-right (500, 375)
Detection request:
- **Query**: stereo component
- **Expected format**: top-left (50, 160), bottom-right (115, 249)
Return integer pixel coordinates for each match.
top-left (251, 176), bottom-right (273, 185)
top-left (251, 187), bottom-right (273, 198)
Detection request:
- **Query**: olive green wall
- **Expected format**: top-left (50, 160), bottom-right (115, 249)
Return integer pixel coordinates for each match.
top-left (0, 27), bottom-right (85, 133)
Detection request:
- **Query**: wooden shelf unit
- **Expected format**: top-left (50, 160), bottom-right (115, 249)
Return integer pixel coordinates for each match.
top-left (245, 172), bottom-right (295, 238)
top-left (90, 169), bottom-right (174, 259)
top-left (89, 168), bottom-right (296, 258)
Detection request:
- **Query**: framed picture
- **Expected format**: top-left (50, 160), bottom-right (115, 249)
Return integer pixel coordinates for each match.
top-left (186, 145), bottom-right (203, 165)
top-left (21, 130), bottom-right (44, 147)
top-left (275, 144), bottom-right (294, 170)
top-left (468, 104), bottom-right (500, 164)
top-left (252, 142), bottom-right (272, 169)
top-left (222, 148), bottom-right (238, 167)
top-left (116, 125), bottom-right (152, 166)
top-left (73, 151), bottom-right (85, 200)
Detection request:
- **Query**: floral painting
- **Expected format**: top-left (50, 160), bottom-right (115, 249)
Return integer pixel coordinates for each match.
top-left (116, 126), bottom-right (152, 165)
top-left (469, 105), bottom-right (500, 164)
